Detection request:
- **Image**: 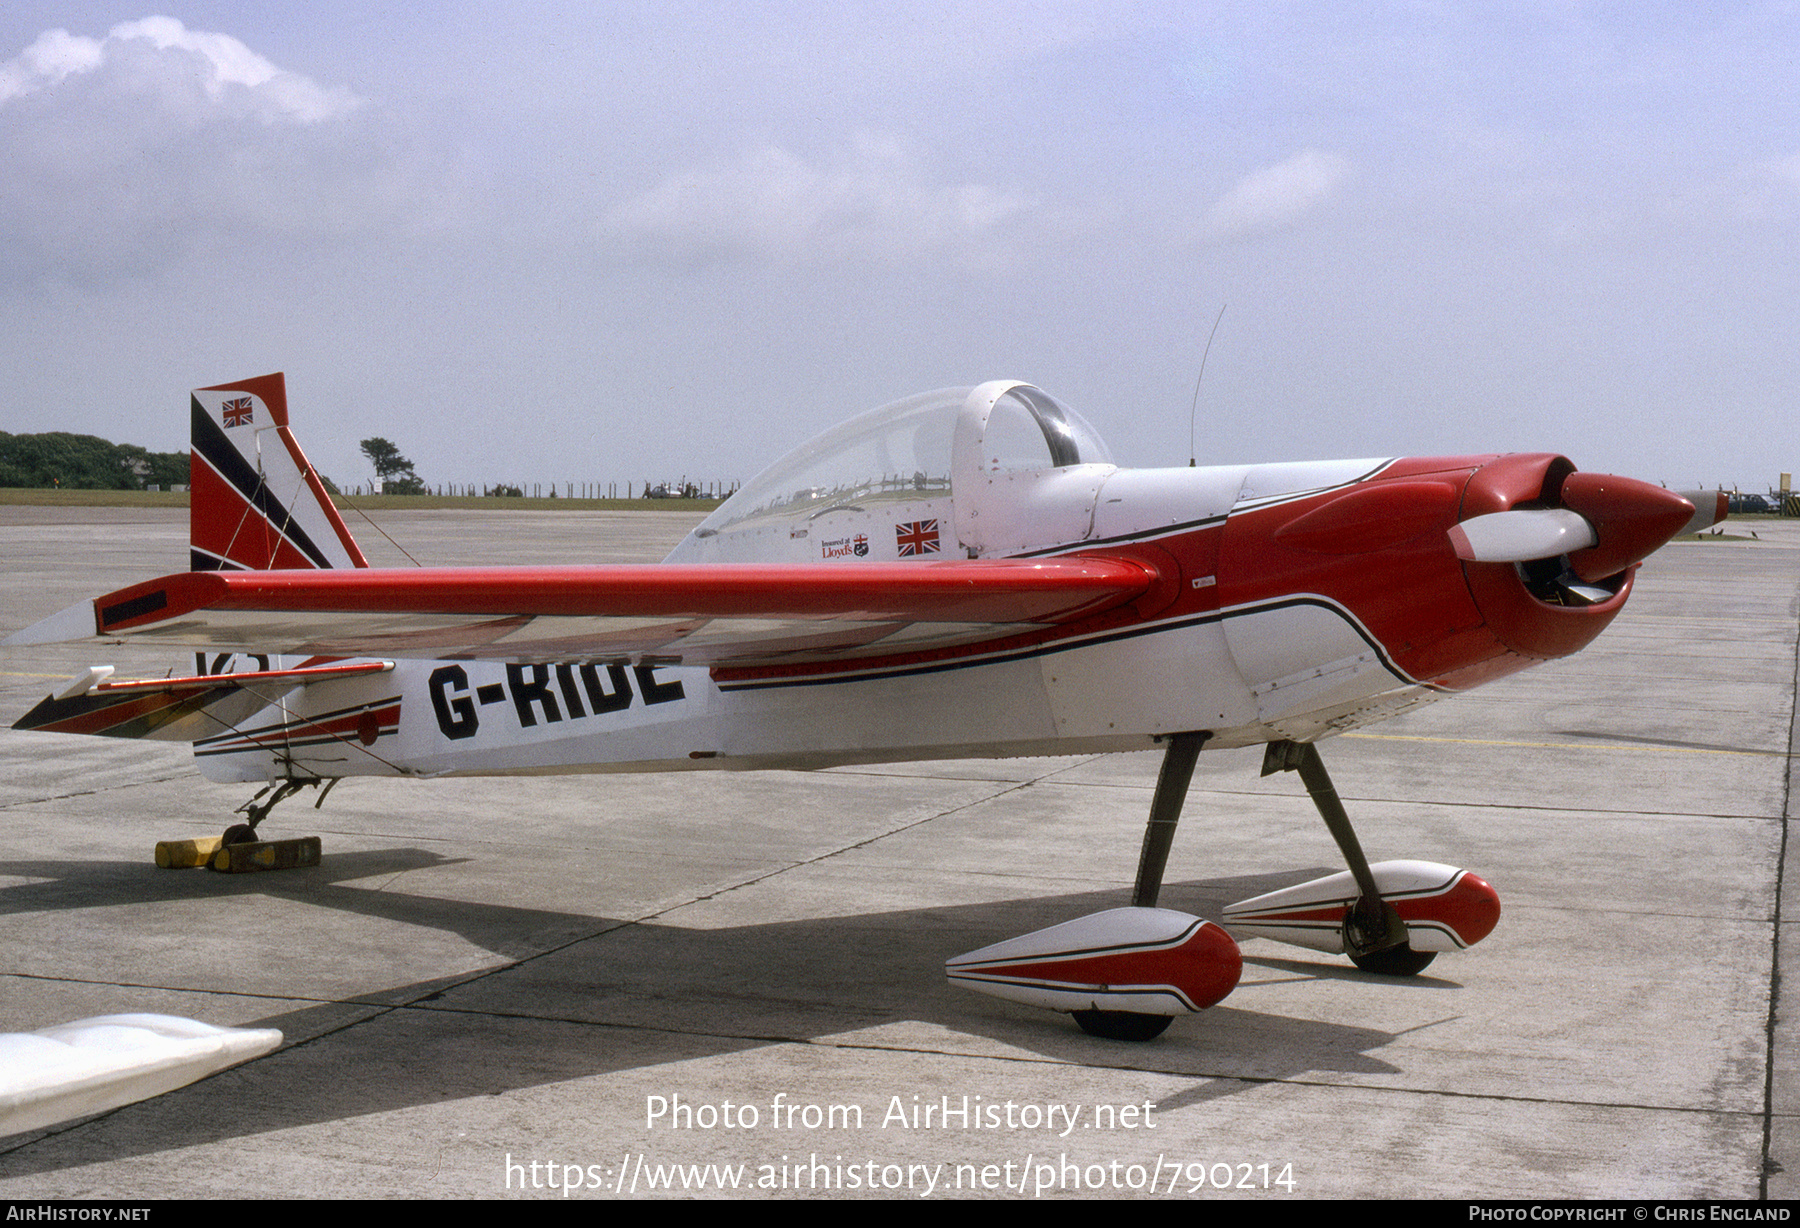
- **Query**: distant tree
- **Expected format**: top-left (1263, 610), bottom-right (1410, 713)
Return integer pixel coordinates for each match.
top-left (116, 444), bottom-right (189, 490)
top-left (146, 448), bottom-right (189, 489)
top-left (360, 437), bottom-right (425, 495)
top-left (0, 431), bottom-right (185, 490)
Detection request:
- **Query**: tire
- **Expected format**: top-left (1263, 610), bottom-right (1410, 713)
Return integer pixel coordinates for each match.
top-left (1348, 944), bottom-right (1436, 976)
top-left (221, 824), bottom-right (258, 846)
top-left (1071, 1010), bottom-right (1174, 1041)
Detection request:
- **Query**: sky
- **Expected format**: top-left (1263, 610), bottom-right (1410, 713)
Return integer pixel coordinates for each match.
top-left (1, 3), bottom-right (1795, 495)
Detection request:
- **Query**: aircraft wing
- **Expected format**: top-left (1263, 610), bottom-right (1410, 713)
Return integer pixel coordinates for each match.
top-left (4, 559), bottom-right (1160, 669)
top-left (0, 1014), bottom-right (282, 1136)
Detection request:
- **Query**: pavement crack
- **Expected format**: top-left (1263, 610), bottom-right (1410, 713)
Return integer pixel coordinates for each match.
top-left (0, 772), bottom-right (193, 811)
top-left (630, 761), bottom-right (1110, 915)
top-left (1760, 592), bottom-right (1797, 1199)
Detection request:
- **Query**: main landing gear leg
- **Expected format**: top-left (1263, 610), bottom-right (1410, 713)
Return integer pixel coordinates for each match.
top-left (1071, 731), bottom-right (1212, 1041)
top-left (1260, 739), bottom-right (1434, 975)
top-left (221, 778), bottom-right (334, 846)
top-left (1131, 731), bottom-right (1211, 908)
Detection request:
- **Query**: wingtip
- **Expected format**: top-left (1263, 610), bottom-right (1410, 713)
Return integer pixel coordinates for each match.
top-left (1, 599), bottom-right (100, 647)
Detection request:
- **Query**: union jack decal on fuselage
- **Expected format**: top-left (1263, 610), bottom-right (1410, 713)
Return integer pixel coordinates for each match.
top-left (895, 520), bottom-right (940, 556)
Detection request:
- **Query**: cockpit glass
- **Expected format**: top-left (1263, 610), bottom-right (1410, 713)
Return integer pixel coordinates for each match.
top-left (697, 388), bottom-right (964, 534)
top-left (695, 384), bottom-right (1114, 537)
top-left (977, 386), bottom-right (1101, 470)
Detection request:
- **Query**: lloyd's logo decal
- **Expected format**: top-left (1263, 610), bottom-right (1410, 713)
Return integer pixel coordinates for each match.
top-left (820, 534), bottom-right (868, 560)
top-left (429, 661), bottom-right (686, 741)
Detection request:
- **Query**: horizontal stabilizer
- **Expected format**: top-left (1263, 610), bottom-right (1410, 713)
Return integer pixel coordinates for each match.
top-left (13, 661), bottom-right (392, 741)
top-left (8, 558), bottom-right (1157, 669)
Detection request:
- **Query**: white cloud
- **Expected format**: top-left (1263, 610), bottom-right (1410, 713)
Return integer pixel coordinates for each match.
top-left (0, 28), bottom-right (103, 101)
top-left (0, 16), bottom-right (359, 123)
top-left (599, 135), bottom-right (1034, 266)
top-left (1204, 149), bottom-right (1350, 240)
top-left (0, 19), bottom-right (447, 286)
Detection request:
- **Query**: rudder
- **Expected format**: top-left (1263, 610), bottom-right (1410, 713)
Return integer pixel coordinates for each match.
top-left (189, 373), bottom-right (368, 571)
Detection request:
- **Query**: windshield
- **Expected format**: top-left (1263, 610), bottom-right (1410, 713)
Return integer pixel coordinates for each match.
top-left (965, 384), bottom-right (1110, 472)
top-left (692, 383), bottom-right (1114, 539)
top-left (695, 388), bottom-right (964, 535)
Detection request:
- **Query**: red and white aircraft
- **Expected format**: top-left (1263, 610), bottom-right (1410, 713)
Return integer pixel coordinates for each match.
top-left (5, 374), bottom-right (1723, 1040)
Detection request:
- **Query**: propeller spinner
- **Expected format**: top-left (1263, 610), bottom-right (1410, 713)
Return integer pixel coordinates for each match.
top-left (1449, 472), bottom-right (1711, 606)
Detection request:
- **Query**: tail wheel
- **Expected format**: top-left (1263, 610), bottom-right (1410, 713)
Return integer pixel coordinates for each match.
top-left (221, 824), bottom-right (258, 846)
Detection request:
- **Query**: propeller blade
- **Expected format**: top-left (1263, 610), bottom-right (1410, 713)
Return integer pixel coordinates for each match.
top-left (1673, 490), bottom-right (1729, 537)
top-left (1448, 508), bottom-right (1596, 563)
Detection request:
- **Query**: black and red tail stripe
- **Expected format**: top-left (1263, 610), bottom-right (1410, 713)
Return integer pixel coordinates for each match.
top-left (189, 373), bottom-right (369, 572)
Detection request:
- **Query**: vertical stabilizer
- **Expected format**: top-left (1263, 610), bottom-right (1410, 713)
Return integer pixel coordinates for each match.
top-left (189, 373), bottom-right (368, 571)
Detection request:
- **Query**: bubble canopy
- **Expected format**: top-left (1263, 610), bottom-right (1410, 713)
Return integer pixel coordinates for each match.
top-left (693, 383), bottom-right (1113, 537)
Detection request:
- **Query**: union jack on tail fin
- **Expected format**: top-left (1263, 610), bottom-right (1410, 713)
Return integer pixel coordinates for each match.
top-left (189, 373), bottom-right (368, 572)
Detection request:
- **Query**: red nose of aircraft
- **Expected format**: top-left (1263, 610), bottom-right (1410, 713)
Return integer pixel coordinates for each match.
top-left (1449, 469), bottom-right (1717, 588)
top-left (1444, 459), bottom-right (1724, 670)
top-left (1559, 474), bottom-right (1718, 581)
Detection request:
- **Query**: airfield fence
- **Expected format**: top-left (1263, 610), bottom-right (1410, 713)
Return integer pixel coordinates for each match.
top-left (343, 481), bottom-right (740, 500)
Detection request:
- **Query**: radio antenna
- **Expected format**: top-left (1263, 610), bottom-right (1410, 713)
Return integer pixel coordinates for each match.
top-left (1188, 303), bottom-right (1227, 467)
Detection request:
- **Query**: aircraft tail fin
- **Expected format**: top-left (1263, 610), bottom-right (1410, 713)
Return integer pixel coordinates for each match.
top-left (189, 373), bottom-right (369, 571)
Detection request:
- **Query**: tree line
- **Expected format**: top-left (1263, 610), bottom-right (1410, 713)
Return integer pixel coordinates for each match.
top-left (0, 431), bottom-right (188, 490)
